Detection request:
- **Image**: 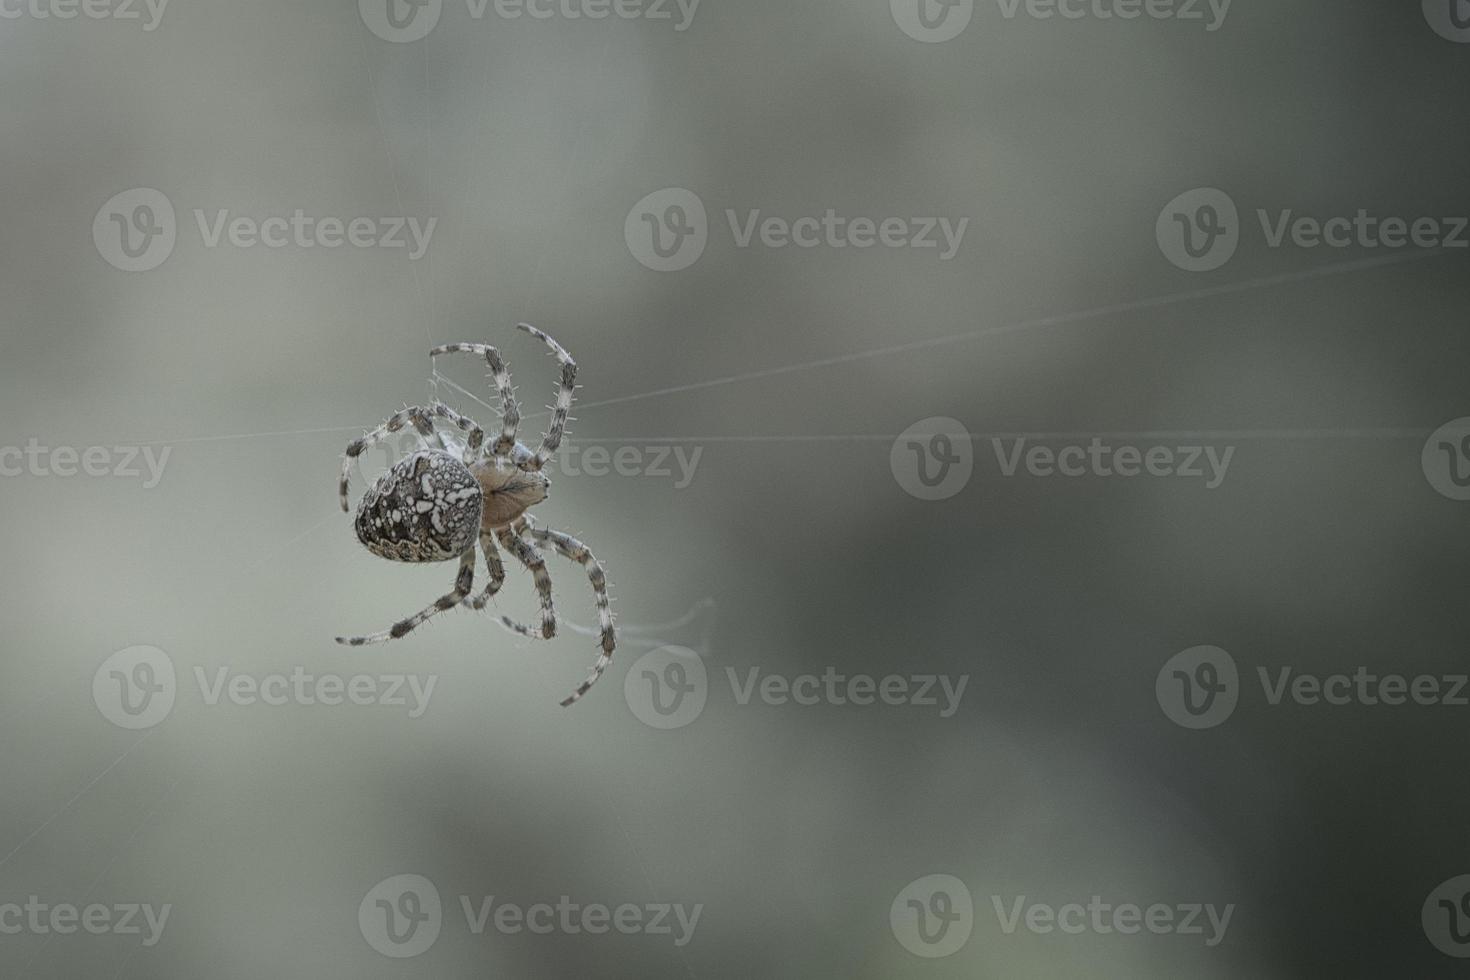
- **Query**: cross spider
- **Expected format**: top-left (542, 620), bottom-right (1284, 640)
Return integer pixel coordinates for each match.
top-left (335, 323), bottom-right (615, 707)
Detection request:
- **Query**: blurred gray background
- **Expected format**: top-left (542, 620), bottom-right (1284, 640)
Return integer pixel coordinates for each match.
top-left (2, 0), bottom-right (1469, 976)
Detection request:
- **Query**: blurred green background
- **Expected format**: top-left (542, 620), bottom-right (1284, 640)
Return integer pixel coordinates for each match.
top-left (1, 0), bottom-right (1468, 976)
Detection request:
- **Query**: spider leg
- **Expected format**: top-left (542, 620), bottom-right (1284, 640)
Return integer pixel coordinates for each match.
top-left (428, 402), bottom-right (485, 465)
top-left (462, 530), bottom-right (507, 610)
top-left (515, 323), bottom-right (577, 472)
top-left (524, 520), bottom-right (616, 707)
top-left (429, 342), bottom-right (520, 456)
top-left (335, 548), bottom-right (475, 646)
top-left (339, 406), bottom-right (436, 512)
top-left (495, 524), bottom-right (557, 640)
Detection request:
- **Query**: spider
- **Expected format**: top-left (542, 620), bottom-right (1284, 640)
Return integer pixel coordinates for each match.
top-left (335, 323), bottom-right (615, 707)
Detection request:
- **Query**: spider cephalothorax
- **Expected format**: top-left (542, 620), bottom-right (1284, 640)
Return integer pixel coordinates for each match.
top-left (336, 324), bottom-right (615, 707)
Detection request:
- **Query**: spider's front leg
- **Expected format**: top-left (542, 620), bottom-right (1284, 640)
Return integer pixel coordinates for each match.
top-left (429, 341), bottom-right (521, 456)
top-left (335, 549), bottom-right (476, 646)
top-left (515, 323), bottom-right (577, 473)
top-left (339, 406), bottom-right (436, 512)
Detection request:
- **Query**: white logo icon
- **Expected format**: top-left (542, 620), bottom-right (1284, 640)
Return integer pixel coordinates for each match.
top-left (93, 188), bottom-right (175, 272)
top-left (1424, 0), bottom-right (1470, 42)
top-left (1422, 417), bottom-right (1470, 501)
top-left (890, 874), bottom-right (974, 957)
top-left (359, 874), bottom-right (442, 958)
top-left (1424, 875), bottom-right (1470, 957)
top-left (359, 0), bottom-right (442, 42)
top-left (624, 646), bottom-right (707, 729)
top-left (1156, 645), bottom-right (1238, 729)
top-left (891, 0), bottom-right (974, 43)
top-left (625, 188), bottom-right (708, 272)
top-left (1156, 188), bottom-right (1239, 272)
top-left (93, 645), bottom-right (176, 730)
top-left (891, 417), bottom-right (973, 501)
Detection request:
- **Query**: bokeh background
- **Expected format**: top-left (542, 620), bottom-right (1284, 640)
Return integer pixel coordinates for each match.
top-left (2, 0), bottom-right (1469, 976)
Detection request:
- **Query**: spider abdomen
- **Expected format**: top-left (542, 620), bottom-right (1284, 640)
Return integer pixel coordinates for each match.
top-left (355, 450), bottom-right (483, 562)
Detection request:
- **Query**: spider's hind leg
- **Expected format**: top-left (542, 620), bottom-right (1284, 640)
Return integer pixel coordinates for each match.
top-left (335, 548), bottom-right (475, 646)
